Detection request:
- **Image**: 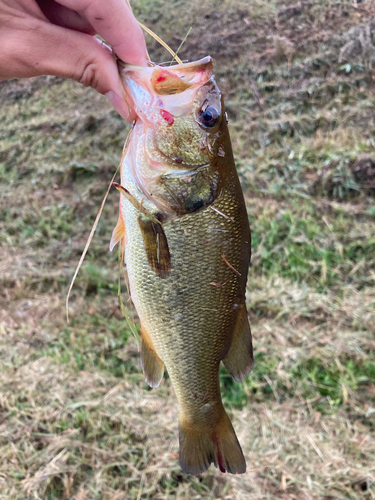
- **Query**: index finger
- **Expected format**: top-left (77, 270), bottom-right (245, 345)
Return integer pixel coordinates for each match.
top-left (56, 0), bottom-right (147, 65)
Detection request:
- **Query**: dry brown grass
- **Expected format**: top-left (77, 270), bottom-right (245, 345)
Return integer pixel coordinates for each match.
top-left (1, 0), bottom-right (375, 498)
top-left (0, 298), bottom-right (374, 499)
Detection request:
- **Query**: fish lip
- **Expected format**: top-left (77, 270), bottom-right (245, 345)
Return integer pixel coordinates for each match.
top-left (118, 56), bottom-right (213, 73)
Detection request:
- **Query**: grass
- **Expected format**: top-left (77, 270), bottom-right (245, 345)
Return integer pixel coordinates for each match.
top-left (1, 0), bottom-right (375, 498)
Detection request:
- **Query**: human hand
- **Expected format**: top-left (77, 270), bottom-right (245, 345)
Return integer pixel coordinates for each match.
top-left (0, 0), bottom-right (147, 120)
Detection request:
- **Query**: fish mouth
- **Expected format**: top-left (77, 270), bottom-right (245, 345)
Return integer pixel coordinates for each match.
top-left (118, 57), bottom-right (214, 100)
top-left (170, 56), bottom-right (213, 72)
top-left (118, 56), bottom-right (213, 75)
top-left (117, 56), bottom-right (215, 124)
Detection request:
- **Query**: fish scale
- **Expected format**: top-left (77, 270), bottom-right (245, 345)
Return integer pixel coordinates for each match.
top-left (122, 165), bottom-right (249, 437)
top-left (114, 56), bottom-right (253, 475)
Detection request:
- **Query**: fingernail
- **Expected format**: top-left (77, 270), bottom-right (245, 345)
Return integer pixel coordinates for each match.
top-left (106, 91), bottom-right (134, 121)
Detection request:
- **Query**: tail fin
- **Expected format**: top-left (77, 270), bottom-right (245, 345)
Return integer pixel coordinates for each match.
top-left (179, 410), bottom-right (246, 475)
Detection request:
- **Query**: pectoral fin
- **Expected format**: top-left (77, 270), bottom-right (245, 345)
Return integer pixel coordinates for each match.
top-left (222, 307), bottom-right (253, 382)
top-left (113, 182), bottom-right (160, 225)
top-left (138, 215), bottom-right (171, 278)
top-left (112, 182), bottom-right (171, 277)
top-left (109, 214), bottom-right (125, 252)
top-left (141, 328), bottom-right (164, 388)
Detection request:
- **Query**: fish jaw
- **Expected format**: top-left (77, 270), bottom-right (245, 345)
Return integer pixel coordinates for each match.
top-left (119, 56), bottom-right (214, 121)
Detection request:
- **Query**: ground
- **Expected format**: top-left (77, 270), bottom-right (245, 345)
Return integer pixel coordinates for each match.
top-left (0, 0), bottom-right (374, 499)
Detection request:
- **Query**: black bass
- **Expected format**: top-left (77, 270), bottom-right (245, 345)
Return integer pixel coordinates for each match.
top-left (111, 57), bottom-right (253, 475)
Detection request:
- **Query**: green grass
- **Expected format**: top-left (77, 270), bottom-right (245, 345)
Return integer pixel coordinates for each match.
top-left (224, 351), bottom-right (374, 414)
top-left (1, 0), bottom-right (375, 498)
top-left (251, 208), bottom-right (375, 289)
top-left (39, 316), bottom-right (140, 377)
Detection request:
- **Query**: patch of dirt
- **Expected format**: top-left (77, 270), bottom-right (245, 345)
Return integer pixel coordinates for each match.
top-left (0, 75), bottom-right (63, 101)
top-left (351, 153), bottom-right (375, 191)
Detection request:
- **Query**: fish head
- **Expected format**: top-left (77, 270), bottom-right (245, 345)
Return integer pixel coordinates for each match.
top-left (119, 57), bottom-right (230, 216)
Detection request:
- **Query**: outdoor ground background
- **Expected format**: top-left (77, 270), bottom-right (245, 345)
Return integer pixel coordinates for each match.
top-left (1, 0), bottom-right (375, 498)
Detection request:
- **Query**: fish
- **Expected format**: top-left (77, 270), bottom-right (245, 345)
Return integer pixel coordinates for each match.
top-left (110, 56), bottom-right (253, 475)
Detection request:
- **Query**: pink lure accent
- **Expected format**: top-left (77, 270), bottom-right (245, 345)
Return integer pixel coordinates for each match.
top-left (160, 109), bottom-right (174, 125)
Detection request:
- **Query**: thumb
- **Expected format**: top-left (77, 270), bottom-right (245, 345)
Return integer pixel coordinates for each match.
top-left (1, 17), bottom-right (134, 119)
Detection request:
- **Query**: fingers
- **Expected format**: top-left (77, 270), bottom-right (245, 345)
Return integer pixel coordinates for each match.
top-left (0, 0), bottom-right (147, 120)
top-left (36, 0), bottom-right (96, 35)
top-left (0, 16), bottom-right (134, 119)
top-left (106, 89), bottom-right (136, 121)
top-left (56, 0), bottom-right (147, 66)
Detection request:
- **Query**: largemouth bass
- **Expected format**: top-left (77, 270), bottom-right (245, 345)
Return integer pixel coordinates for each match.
top-left (111, 57), bottom-right (253, 475)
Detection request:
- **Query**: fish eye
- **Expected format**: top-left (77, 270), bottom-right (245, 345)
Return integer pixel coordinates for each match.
top-left (199, 105), bottom-right (219, 127)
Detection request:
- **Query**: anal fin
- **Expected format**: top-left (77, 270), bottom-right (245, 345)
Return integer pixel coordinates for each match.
top-left (141, 328), bottom-right (164, 388)
top-left (223, 306), bottom-right (253, 382)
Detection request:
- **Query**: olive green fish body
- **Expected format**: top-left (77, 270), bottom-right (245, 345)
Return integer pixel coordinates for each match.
top-left (113, 58), bottom-right (253, 475)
